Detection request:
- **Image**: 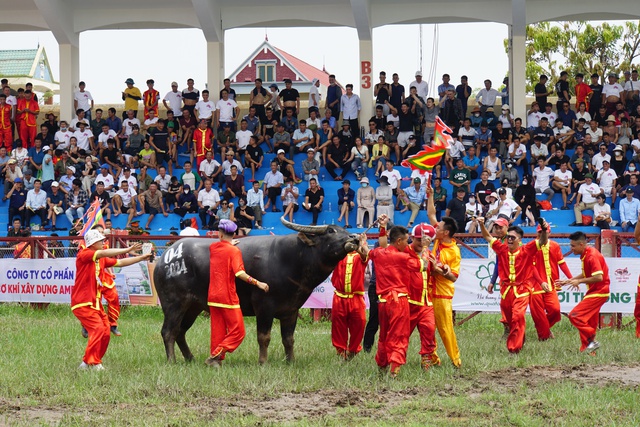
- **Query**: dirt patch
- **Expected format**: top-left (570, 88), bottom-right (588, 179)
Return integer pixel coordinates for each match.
top-left (0, 399), bottom-right (65, 427)
top-left (481, 362), bottom-right (640, 389)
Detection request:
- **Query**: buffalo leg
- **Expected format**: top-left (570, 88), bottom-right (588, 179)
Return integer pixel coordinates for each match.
top-left (280, 310), bottom-right (299, 363)
top-left (175, 304), bottom-right (205, 362)
top-left (256, 312), bottom-right (274, 365)
top-left (161, 302), bottom-right (188, 363)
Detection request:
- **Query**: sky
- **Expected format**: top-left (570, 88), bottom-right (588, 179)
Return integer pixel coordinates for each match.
top-left (0, 23), bottom-right (511, 104)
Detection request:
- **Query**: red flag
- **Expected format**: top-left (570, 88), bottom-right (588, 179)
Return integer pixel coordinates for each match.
top-left (80, 199), bottom-right (105, 236)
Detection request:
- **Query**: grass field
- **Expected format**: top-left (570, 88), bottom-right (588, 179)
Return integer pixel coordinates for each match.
top-left (0, 304), bottom-right (639, 427)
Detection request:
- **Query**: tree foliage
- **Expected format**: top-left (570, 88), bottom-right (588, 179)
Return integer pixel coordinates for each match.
top-left (505, 21), bottom-right (640, 94)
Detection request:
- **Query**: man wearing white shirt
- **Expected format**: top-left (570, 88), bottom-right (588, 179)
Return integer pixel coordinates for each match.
top-left (497, 188), bottom-right (521, 222)
top-left (532, 157), bottom-right (555, 201)
top-left (73, 122), bottom-right (93, 152)
top-left (340, 84), bottom-right (361, 136)
top-left (624, 69), bottom-right (639, 111)
top-left (69, 109), bottom-right (89, 132)
top-left (527, 102), bottom-right (542, 129)
top-left (539, 103), bottom-right (557, 125)
top-left (197, 178), bottom-right (220, 229)
top-left (308, 78), bottom-right (321, 114)
top-left (199, 150), bottom-right (221, 182)
top-left (215, 90), bottom-right (239, 129)
top-left (113, 180), bottom-right (139, 227)
top-left (117, 167), bottom-right (138, 191)
top-left (121, 110), bottom-right (141, 139)
top-left (602, 73), bottom-right (625, 114)
top-left (25, 178), bottom-right (48, 226)
top-left (95, 164), bottom-right (115, 193)
top-left (552, 160), bottom-right (573, 209)
top-left (596, 160), bottom-right (617, 202)
top-left (409, 70), bottom-right (429, 100)
top-left (74, 81), bottom-right (94, 122)
top-left (380, 161), bottom-right (402, 192)
top-left (475, 79), bottom-right (499, 114)
top-left (246, 180), bottom-right (265, 228)
top-left (154, 166), bottom-right (172, 193)
top-left (97, 123), bottom-right (119, 151)
top-left (195, 89), bottom-right (216, 123)
top-left (573, 173), bottom-right (603, 225)
top-left (54, 121), bottom-right (72, 150)
top-left (263, 161), bottom-right (284, 212)
top-left (142, 109), bottom-right (159, 133)
top-left (162, 82), bottom-right (183, 117)
top-left (591, 144), bottom-right (611, 172)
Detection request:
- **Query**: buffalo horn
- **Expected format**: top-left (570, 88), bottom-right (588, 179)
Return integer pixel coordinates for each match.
top-left (280, 216), bottom-right (328, 234)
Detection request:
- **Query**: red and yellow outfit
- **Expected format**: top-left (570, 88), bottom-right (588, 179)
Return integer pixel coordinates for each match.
top-left (407, 246), bottom-right (436, 361)
top-left (429, 239), bottom-right (461, 366)
top-left (71, 247), bottom-right (118, 365)
top-left (208, 240), bottom-right (247, 360)
top-left (369, 245), bottom-right (425, 373)
top-left (568, 246), bottom-right (610, 351)
top-left (143, 89), bottom-right (159, 120)
top-left (331, 251), bottom-right (367, 356)
top-left (192, 127), bottom-right (213, 169)
top-left (490, 238), bottom-right (539, 353)
top-left (575, 82), bottom-right (593, 111)
top-left (530, 240), bottom-right (572, 340)
top-left (16, 98), bottom-right (39, 148)
top-left (0, 102), bottom-right (12, 150)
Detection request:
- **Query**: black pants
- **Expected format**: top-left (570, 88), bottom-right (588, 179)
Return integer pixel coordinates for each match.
top-left (266, 186), bottom-right (282, 207)
top-left (325, 160), bottom-right (352, 180)
top-left (199, 206), bottom-right (217, 228)
top-left (363, 281), bottom-right (379, 352)
top-left (302, 204), bottom-right (322, 225)
top-left (347, 118), bottom-right (359, 138)
top-left (9, 207), bottom-right (25, 224)
top-left (596, 220), bottom-right (610, 229)
top-left (174, 206), bottom-right (197, 217)
top-left (26, 207), bottom-right (46, 226)
top-left (252, 104), bottom-right (267, 126)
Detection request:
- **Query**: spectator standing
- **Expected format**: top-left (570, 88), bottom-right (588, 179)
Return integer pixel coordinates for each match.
top-left (121, 78), bottom-right (141, 120)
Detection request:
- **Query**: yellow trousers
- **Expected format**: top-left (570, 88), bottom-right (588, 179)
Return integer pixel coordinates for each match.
top-left (432, 298), bottom-right (461, 367)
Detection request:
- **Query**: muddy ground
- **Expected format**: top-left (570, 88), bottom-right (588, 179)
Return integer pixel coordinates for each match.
top-left (1, 363), bottom-right (639, 425)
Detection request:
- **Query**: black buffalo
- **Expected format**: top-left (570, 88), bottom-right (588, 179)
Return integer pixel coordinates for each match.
top-left (154, 217), bottom-right (359, 364)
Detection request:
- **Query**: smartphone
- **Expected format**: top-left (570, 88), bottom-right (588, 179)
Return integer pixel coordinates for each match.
top-left (142, 243), bottom-right (152, 256)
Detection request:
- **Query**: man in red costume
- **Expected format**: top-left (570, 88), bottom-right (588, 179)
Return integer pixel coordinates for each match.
top-left (0, 94), bottom-right (13, 150)
top-left (364, 214), bottom-right (429, 378)
top-left (143, 79), bottom-right (159, 120)
top-left (16, 90), bottom-right (39, 148)
top-left (192, 118), bottom-right (213, 169)
top-left (530, 225), bottom-right (573, 341)
top-left (206, 219), bottom-right (269, 367)
top-left (72, 229), bottom-right (151, 370)
top-left (330, 234), bottom-right (369, 359)
top-left (556, 231), bottom-right (610, 353)
top-left (479, 217), bottom-right (548, 353)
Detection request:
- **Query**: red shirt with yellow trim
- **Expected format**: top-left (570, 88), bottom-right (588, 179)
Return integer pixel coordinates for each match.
top-left (208, 240), bottom-right (245, 308)
top-left (0, 104), bottom-right (11, 129)
top-left (193, 127), bottom-right (213, 157)
top-left (429, 239), bottom-right (461, 299)
top-left (581, 246), bottom-right (610, 296)
top-left (532, 240), bottom-right (565, 289)
top-left (407, 246), bottom-right (432, 306)
top-left (331, 251), bottom-right (367, 296)
top-left (71, 247), bottom-right (117, 311)
top-left (369, 245), bottom-right (423, 296)
top-left (490, 238), bottom-right (538, 288)
top-left (16, 98), bottom-right (39, 126)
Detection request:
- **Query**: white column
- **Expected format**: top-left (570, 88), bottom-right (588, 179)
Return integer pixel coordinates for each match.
top-left (207, 41), bottom-right (224, 99)
top-left (509, 0), bottom-right (527, 119)
top-left (59, 44), bottom-right (79, 121)
top-left (359, 39), bottom-right (373, 126)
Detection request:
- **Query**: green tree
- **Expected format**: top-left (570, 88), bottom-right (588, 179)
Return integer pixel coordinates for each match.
top-left (505, 20), bottom-right (640, 94)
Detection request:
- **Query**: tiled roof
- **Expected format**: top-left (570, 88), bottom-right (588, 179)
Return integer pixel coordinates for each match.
top-left (0, 49), bottom-right (37, 77)
top-left (272, 47), bottom-right (331, 87)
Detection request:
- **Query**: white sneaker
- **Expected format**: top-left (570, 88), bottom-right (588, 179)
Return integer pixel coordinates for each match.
top-left (79, 362), bottom-right (89, 370)
top-left (92, 364), bottom-right (105, 371)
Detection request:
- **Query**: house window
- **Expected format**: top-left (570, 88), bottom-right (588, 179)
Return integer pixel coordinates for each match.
top-left (256, 62), bottom-right (275, 82)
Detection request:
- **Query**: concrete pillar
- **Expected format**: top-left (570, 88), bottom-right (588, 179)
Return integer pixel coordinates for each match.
top-left (59, 44), bottom-right (79, 121)
top-left (359, 39), bottom-right (373, 125)
top-left (509, 0), bottom-right (527, 119)
top-left (206, 41), bottom-right (224, 99)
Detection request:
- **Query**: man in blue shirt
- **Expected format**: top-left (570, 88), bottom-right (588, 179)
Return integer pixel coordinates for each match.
top-left (105, 107), bottom-right (123, 134)
top-left (337, 179), bottom-right (355, 228)
top-left (619, 187), bottom-right (640, 232)
top-left (437, 74), bottom-right (455, 101)
top-left (28, 138), bottom-right (45, 173)
top-left (403, 177), bottom-right (426, 227)
top-left (5, 177), bottom-right (27, 224)
top-left (463, 146), bottom-right (481, 179)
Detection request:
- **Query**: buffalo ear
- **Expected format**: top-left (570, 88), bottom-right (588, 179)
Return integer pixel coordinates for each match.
top-left (297, 232), bottom-right (316, 246)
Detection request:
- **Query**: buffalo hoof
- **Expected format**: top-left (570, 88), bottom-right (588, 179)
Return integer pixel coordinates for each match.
top-left (204, 356), bottom-right (222, 368)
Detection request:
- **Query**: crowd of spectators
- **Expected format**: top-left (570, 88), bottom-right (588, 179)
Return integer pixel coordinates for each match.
top-left (0, 68), bottom-right (639, 234)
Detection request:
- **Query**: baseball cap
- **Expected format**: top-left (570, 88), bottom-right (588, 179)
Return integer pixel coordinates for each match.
top-left (42, 145), bottom-right (51, 151)
top-left (84, 229), bottom-right (106, 247)
top-left (457, 187), bottom-right (466, 193)
top-left (100, 163), bottom-right (110, 169)
top-left (13, 177), bottom-right (22, 183)
top-left (277, 149), bottom-right (285, 154)
top-left (413, 177), bottom-right (421, 184)
top-left (307, 147), bottom-right (315, 153)
top-left (50, 181), bottom-right (59, 187)
top-left (171, 81), bottom-right (178, 87)
top-left (585, 173), bottom-right (594, 179)
top-left (494, 218), bottom-right (509, 228)
top-left (269, 83), bottom-right (279, 90)
top-left (498, 188), bottom-right (507, 194)
top-left (626, 187), bottom-right (635, 193)
top-left (125, 78), bottom-right (135, 84)
top-left (67, 165), bottom-right (76, 173)
top-left (411, 223), bottom-right (436, 239)
top-left (415, 70), bottom-right (423, 77)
